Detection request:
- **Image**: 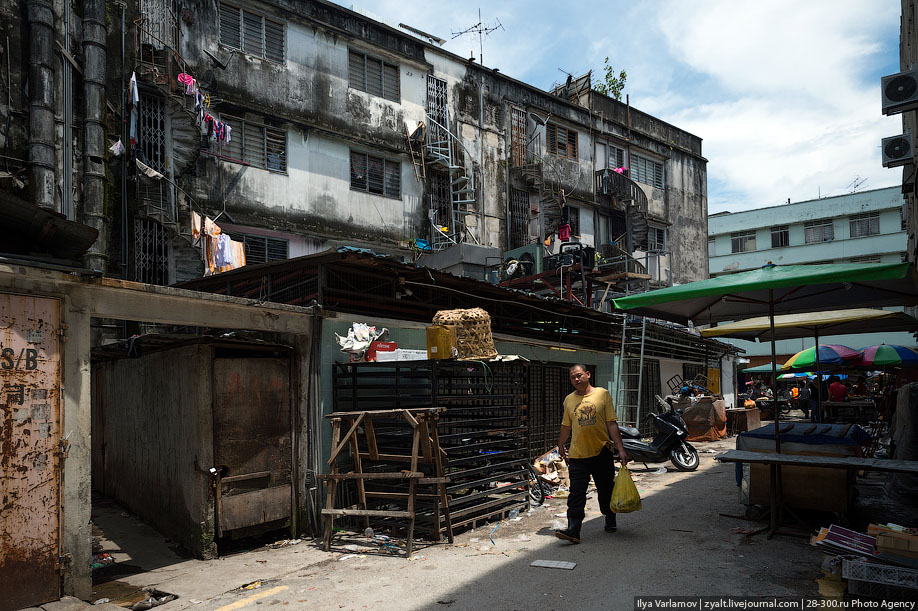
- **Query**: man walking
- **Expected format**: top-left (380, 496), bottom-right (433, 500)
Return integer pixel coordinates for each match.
top-left (556, 364), bottom-right (630, 544)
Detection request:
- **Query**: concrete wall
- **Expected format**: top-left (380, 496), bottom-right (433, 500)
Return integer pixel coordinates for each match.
top-left (93, 345), bottom-right (216, 558)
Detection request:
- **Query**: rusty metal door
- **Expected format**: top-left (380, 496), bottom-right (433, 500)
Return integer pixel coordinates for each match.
top-left (0, 294), bottom-right (61, 610)
top-left (212, 357), bottom-right (292, 536)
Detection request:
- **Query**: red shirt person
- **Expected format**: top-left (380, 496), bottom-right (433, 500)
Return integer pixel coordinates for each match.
top-left (828, 379), bottom-right (848, 402)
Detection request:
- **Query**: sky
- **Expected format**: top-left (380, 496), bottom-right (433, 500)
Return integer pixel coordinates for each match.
top-left (342, 0), bottom-right (903, 214)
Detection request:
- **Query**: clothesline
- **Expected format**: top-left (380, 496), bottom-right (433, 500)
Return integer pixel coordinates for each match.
top-left (192, 211), bottom-right (246, 276)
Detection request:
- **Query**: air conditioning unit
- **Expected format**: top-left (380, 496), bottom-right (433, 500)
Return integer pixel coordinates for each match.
top-left (882, 70), bottom-right (918, 115)
top-left (882, 133), bottom-right (913, 168)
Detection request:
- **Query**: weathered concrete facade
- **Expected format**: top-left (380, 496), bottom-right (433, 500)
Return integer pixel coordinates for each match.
top-left (0, 0), bottom-right (708, 286)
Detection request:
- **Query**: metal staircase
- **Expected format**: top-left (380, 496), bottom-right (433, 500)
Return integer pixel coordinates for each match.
top-left (425, 108), bottom-right (478, 250)
top-left (615, 315), bottom-right (648, 431)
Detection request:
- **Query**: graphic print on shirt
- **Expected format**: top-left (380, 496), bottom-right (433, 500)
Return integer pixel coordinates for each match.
top-left (576, 401), bottom-right (597, 427)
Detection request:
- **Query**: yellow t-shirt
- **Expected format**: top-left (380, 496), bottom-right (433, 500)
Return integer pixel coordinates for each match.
top-left (561, 387), bottom-right (618, 459)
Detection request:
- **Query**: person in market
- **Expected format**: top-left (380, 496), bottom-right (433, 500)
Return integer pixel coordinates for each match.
top-left (555, 364), bottom-right (630, 544)
top-left (806, 378), bottom-right (820, 422)
top-left (854, 376), bottom-right (868, 397)
top-left (828, 375), bottom-right (849, 402)
top-left (797, 380), bottom-right (811, 419)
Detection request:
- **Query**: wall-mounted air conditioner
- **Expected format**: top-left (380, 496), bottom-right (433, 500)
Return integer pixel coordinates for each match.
top-left (882, 132), bottom-right (913, 168)
top-left (882, 70), bottom-right (918, 115)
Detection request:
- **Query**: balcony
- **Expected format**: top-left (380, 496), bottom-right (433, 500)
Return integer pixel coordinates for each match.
top-left (595, 168), bottom-right (648, 213)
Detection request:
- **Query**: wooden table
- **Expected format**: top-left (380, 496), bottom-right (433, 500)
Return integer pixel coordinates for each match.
top-left (715, 450), bottom-right (918, 538)
top-left (725, 408), bottom-right (760, 434)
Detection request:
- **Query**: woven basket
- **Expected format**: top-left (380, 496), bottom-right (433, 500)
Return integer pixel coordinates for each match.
top-left (432, 308), bottom-right (497, 359)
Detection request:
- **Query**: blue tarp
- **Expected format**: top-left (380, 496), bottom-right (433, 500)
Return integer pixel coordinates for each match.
top-left (739, 422), bottom-right (870, 446)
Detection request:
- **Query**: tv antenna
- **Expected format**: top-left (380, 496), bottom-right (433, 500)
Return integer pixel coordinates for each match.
top-left (452, 9), bottom-right (504, 67)
top-left (847, 175), bottom-right (868, 192)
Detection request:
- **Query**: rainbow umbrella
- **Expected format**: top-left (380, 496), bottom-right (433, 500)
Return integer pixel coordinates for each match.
top-left (781, 344), bottom-right (861, 370)
top-left (859, 344), bottom-right (918, 367)
top-left (778, 372), bottom-right (812, 379)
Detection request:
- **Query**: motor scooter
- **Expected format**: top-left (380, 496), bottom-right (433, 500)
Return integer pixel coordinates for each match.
top-left (616, 395), bottom-right (699, 471)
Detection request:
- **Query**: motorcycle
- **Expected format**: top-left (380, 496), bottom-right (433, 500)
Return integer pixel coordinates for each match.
top-left (616, 395), bottom-right (700, 471)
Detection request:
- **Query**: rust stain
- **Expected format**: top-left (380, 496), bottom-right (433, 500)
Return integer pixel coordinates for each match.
top-left (0, 294), bottom-right (61, 609)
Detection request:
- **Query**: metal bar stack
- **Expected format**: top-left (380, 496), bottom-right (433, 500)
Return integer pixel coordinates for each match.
top-left (333, 361), bottom-right (559, 534)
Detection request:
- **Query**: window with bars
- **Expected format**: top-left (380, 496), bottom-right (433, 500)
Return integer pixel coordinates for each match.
top-left (771, 225), bottom-right (789, 248)
top-left (546, 123), bottom-right (578, 159)
top-left (219, 3), bottom-right (284, 62)
top-left (348, 49), bottom-right (400, 102)
top-left (566, 206), bottom-right (580, 237)
top-left (608, 144), bottom-right (627, 169)
top-left (708, 238), bottom-right (716, 257)
top-left (219, 114), bottom-right (286, 172)
top-left (509, 188), bottom-right (530, 249)
top-left (350, 151), bottom-right (401, 198)
top-left (648, 225), bottom-right (667, 251)
top-left (804, 220), bottom-right (834, 243)
top-left (849, 212), bottom-right (880, 237)
top-left (903, 205), bottom-right (908, 231)
top-left (631, 154), bottom-right (664, 188)
top-left (225, 231), bottom-right (288, 264)
top-left (731, 230), bottom-right (756, 253)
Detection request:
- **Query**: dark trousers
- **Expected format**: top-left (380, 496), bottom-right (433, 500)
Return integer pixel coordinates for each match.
top-left (566, 446), bottom-right (616, 522)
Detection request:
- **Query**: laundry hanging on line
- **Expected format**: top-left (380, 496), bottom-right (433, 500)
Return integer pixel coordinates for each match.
top-left (194, 213), bottom-right (246, 276)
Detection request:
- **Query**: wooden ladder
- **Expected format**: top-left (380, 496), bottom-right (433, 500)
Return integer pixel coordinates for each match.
top-left (320, 408), bottom-right (453, 557)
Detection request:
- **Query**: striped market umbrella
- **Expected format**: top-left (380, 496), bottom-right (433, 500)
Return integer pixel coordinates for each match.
top-left (859, 344), bottom-right (918, 367)
top-left (781, 344), bottom-right (861, 370)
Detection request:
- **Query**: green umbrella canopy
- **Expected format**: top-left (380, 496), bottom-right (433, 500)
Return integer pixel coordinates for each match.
top-left (742, 363), bottom-right (782, 373)
top-left (613, 263), bottom-right (918, 325)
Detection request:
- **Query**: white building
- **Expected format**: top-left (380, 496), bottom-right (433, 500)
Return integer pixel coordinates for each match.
top-left (708, 186), bottom-right (914, 361)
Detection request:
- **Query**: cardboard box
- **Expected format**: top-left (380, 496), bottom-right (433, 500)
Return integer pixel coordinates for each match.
top-left (376, 349), bottom-right (429, 362)
top-left (426, 325), bottom-right (458, 359)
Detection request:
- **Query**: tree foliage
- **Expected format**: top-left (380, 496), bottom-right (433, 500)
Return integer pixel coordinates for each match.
top-left (593, 57), bottom-right (627, 101)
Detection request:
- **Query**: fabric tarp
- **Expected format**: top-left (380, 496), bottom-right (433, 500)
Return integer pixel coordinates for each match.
top-left (676, 397), bottom-right (726, 442)
top-left (699, 308), bottom-right (918, 342)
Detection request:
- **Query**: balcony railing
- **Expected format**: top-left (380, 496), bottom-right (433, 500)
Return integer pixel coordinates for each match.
top-left (595, 168), bottom-right (648, 214)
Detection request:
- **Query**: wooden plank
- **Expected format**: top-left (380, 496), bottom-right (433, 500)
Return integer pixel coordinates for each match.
top-left (327, 412), bottom-right (364, 465)
top-left (222, 471), bottom-right (272, 483)
top-left (592, 271), bottom-right (652, 282)
top-left (364, 418), bottom-right (380, 460)
top-left (715, 450), bottom-right (918, 474)
top-left (321, 509), bottom-right (412, 518)
top-left (323, 419), bottom-right (341, 551)
top-left (326, 407), bottom-right (445, 418)
top-left (319, 471), bottom-right (425, 480)
top-left (218, 486), bottom-right (291, 532)
top-left (364, 492), bottom-right (444, 499)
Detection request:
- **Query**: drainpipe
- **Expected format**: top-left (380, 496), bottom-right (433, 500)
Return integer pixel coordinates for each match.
top-left (82, 0), bottom-right (108, 272)
top-left (27, 0), bottom-right (57, 210)
top-left (62, 0), bottom-right (72, 219)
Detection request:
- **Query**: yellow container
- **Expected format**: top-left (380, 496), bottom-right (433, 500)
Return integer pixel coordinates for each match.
top-left (426, 325), bottom-right (457, 359)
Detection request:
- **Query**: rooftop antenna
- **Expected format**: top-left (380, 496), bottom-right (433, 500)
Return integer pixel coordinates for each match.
top-left (847, 175), bottom-right (868, 192)
top-left (451, 9), bottom-right (503, 67)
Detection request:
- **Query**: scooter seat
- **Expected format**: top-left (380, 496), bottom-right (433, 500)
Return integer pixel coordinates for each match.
top-left (619, 425), bottom-right (641, 438)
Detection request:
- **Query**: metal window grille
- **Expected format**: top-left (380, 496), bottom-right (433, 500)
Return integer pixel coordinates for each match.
top-left (648, 226), bottom-right (666, 251)
top-left (547, 123), bottom-right (577, 159)
top-left (708, 238), bottom-right (716, 257)
top-left (350, 151), bottom-right (400, 198)
top-left (849, 212), bottom-right (880, 237)
top-left (804, 220), bottom-right (834, 243)
top-left (429, 172), bottom-right (452, 241)
top-left (609, 144), bottom-right (626, 169)
top-left (510, 107), bottom-right (526, 167)
top-left (631, 154), bottom-right (663, 189)
top-left (138, 93), bottom-right (175, 222)
top-left (427, 75), bottom-right (449, 145)
top-left (225, 232), bottom-right (289, 264)
top-left (219, 114), bottom-right (285, 172)
top-left (140, 0), bottom-right (178, 50)
top-left (510, 188), bottom-right (530, 249)
top-left (219, 3), bottom-right (285, 63)
top-left (134, 218), bottom-right (170, 285)
top-left (731, 231), bottom-right (756, 253)
top-left (567, 206), bottom-right (580, 237)
top-left (348, 50), bottom-right (400, 102)
top-left (771, 225), bottom-right (789, 248)
top-left (624, 358), bottom-right (661, 432)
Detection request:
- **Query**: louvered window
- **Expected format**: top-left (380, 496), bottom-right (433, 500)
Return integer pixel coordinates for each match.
top-left (648, 225), bottom-right (667, 251)
top-left (350, 151), bottom-right (400, 198)
top-left (219, 3), bottom-right (285, 63)
top-left (609, 144), bottom-right (626, 169)
top-left (348, 49), bottom-right (400, 102)
top-left (219, 114), bottom-right (286, 173)
top-left (547, 123), bottom-right (578, 159)
top-left (225, 232), bottom-right (289, 264)
top-left (631, 154), bottom-right (664, 188)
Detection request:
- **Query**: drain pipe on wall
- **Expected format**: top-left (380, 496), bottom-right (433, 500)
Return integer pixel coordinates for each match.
top-left (82, 0), bottom-right (109, 272)
top-left (27, 0), bottom-right (57, 210)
